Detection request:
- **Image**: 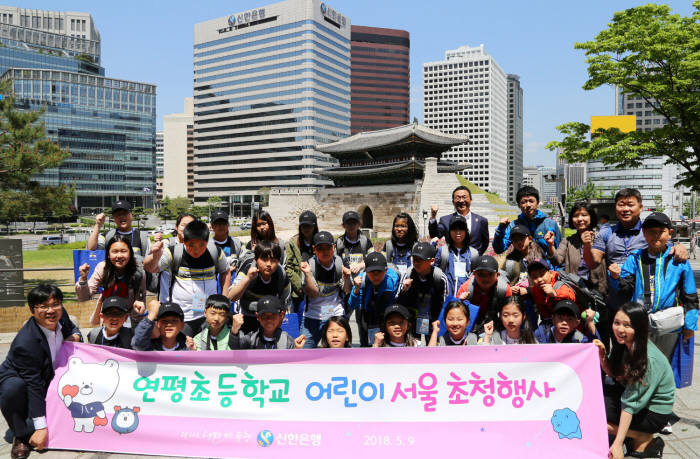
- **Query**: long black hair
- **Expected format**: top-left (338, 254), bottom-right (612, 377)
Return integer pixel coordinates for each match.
top-left (495, 299), bottom-right (537, 344)
top-left (380, 310), bottom-right (419, 347)
top-left (568, 201), bottom-right (598, 230)
top-left (102, 234), bottom-right (141, 293)
top-left (391, 212), bottom-right (418, 247)
top-left (318, 316), bottom-right (353, 348)
top-left (251, 211), bottom-right (277, 246)
top-left (609, 302), bottom-right (649, 384)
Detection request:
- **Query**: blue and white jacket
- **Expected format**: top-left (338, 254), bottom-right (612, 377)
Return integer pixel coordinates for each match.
top-left (493, 209), bottom-right (562, 258)
top-left (348, 268), bottom-right (400, 312)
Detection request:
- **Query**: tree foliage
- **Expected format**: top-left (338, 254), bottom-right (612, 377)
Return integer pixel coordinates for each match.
top-left (565, 180), bottom-right (603, 212)
top-left (547, 3), bottom-right (700, 191)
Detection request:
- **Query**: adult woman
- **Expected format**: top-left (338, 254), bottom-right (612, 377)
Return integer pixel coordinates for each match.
top-left (286, 211), bottom-right (319, 311)
top-left (594, 302), bottom-right (675, 458)
top-left (246, 211), bottom-right (286, 265)
top-left (547, 201), bottom-right (607, 294)
top-left (383, 212), bottom-right (419, 275)
top-left (76, 234), bottom-right (147, 326)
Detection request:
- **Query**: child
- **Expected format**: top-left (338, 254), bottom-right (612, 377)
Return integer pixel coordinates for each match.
top-left (495, 224), bottom-right (545, 285)
top-left (383, 212), bottom-right (419, 276)
top-left (435, 215), bottom-right (479, 296)
top-left (348, 252), bottom-right (400, 347)
top-left (481, 300), bottom-right (538, 345)
top-left (318, 316), bottom-right (353, 348)
top-left (228, 296), bottom-right (305, 349)
top-left (336, 210), bottom-right (372, 276)
top-left (228, 240), bottom-right (291, 335)
top-left (524, 258), bottom-right (577, 322)
top-left (428, 300), bottom-right (478, 346)
top-left (87, 296), bottom-right (133, 349)
top-left (247, 211), bottom-right (286, 266)
top-left (187, 294), bottom-right (232, 351)
top-left (396, 242), bottom-right (448, 342)
top-left (456, 255), bottom-right (512, 331)
top-left (299, 231), bottom-right (351, 348)
top-left (146, 219), bottom-right (230, 337)
top-left (610, 212), bottom-right (699, 360)
top-left (372, 304), bottom-right (422, 347)
top-left (286, 210), bottom-right (319, 311)
top-left (132, 300), bottom-right (189, 351)
top-left (210, 210), bottom-right (244, 292)
top-left (534, 300), bottom-right (596, 344)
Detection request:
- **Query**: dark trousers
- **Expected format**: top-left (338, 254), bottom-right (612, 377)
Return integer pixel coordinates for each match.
top-left (0, 376), bottom-right (34, 442)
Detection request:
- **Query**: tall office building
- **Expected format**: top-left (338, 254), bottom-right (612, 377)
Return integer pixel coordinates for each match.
top-left (350, 25), bottom-right (409, 134)
top-left (423, 44), bottom-right (508, 199)
top-left (0, 6), bottom-right (156, 211)
top-left (163, 98), bottom-right (195, 201)
top-left (155, 130), bottom-right (164, 203)
top-left (192, 0), bottom-right (351, 210)
top-left (507, 74), bottom-right (523, 204)
top-left (522, 166), bottom-right (543, 193)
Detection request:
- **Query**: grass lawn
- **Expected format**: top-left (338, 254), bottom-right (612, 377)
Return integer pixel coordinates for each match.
top-left (24, 247), bottom-right (75, 268)
top-left (456, 175), bottom-right (512, 206)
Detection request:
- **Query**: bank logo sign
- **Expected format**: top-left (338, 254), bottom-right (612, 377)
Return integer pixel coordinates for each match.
top-left (228, 8), bottom-right (266, 28)
top-left (320, 3), bottom-right (346, 27)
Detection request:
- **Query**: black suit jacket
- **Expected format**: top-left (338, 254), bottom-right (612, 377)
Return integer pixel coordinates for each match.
top-left (0, 309), bottom-right (80, 418)
top-left (428, 211), bottom-right (490, 255)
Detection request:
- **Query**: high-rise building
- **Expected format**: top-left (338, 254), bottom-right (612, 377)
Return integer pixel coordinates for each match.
top-left (192, 0), bottom-right (351, 210)
top-left (423, 44), bottom-right (508, 199)
top-left (507, 74), bottom-right (523, 204)
top-left (522, 166), bottom-right (543, 193)
top-left (0, 7), bottom-right (156, 211)
top-left (163, 98), bottom-right (195, 201)
top-left (557, 151), bottom-right (587, 201)
top-left (350, 25), bottom-right (409, 133)
top-left (155, 130), bottom-right (164, 203)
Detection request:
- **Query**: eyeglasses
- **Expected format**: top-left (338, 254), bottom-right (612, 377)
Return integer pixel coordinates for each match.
top-left (35, 302), bottom-right (62, 311)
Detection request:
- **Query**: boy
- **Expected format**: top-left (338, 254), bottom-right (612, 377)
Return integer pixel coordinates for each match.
top-left (610, 212), bottom-right (698, 359)
top-left (348, 252), bottom-right (401, 347)
top-left (146, 219), bottom-right (230, 337)
top-left (396, 242), bottom-right (448, 341)
top-left (524, 258), bottom-right (577, 321)
top-left (457, 255), bottom-right (512, 330)
top-left (336, 211), bottom-right (372, 276)
top-left (227, 240), bottom-right (291, 335)
top-left (87, 296), bottom-right (133, 349)
top-left (229, 296), bottom-right (305, 349)
top-left (187, 294), bottom-right (232, 351)
top-left (534, 300), bottom-right (597, 344)
top-left (132, 300), bottom-right (189, 351)
top-left (299, 231), bottom-right (351, 348)
top-left (210, 210), bottom-right (244, 292)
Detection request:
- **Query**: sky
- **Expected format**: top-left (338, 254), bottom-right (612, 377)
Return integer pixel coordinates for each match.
top-left (25, 0), bottom-right (695, 167)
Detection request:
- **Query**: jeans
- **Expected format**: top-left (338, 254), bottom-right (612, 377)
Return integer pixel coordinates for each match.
top-left (300, 316), bottom-right (325, 349)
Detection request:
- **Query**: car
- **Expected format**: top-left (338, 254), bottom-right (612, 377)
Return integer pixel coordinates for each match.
top-left (239, 222), bottom-right (252, 230)
top-left (40, 235), bottom-right (67, 246)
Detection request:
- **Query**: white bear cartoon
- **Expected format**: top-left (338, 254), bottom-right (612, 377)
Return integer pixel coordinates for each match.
top-left (57, 357), bottom-right (120, 433)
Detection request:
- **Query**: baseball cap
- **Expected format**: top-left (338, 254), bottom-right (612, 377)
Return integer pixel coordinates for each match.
top-left (257, 296), bottom-right (284, 314)
top-left (313, 231), bottom-right (334, 246)
top-left (642, 212), bottom-right (672, 229)
top-left (299, 210), bottom-right (317, 226)
top-left (472, 255), bottom-right (498, 273)
top-left (510, 224), bottom-right (531, 238)
top-left (384, 303), bottom-right (411, 321)
top-left (112, 200), bottom-right (132, 212)
top-left (364, 252), bottom-right (387, 272)
top-left (343, 211), bottom-right (361, 224)
top-left (553, 300), bottom-right (579, 317)
top-left (449, 214), bottom-right (468, 229)
top-left (157, 302), bottom-right (184, 321)
top-left (412, 241), bottom-right (436, 260)
top-left (526, 257), bottom-right (551, 273)
top-left (101, 296), bottom-right (129, 314)
top-left (211, 210), bottom-right (229, 224)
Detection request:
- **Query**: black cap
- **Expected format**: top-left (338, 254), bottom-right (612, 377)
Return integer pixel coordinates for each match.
top-left (101, 296), bottom-right (129, 314)
top-left (472, 255), bottom-right (498, 273)
top-left (112, 200), bottom-right (132, 212)
top-left (384, 303), bottom-right (411, 321)
top-left (211, 210), bottom-right (228, 224)
top-left (449, 214), bottom-right (468, 229)
top-left (553, 300), bottom-right (579, 317)
top-left (411, 241), bottom-right (436, 260)
top-left (343, 211), bottom-right (361, 224)
top-left (313, 231), bottom-right (334, 246)
top-left (299, 210), bottom-right (317, 226)
top-left (526, 257), bottom-right (551, 273)
top-left (365, 252), bottom-right (387, 272)
top-left (642, 212), bottom-right (672, 229)
top-left (257, 296), bottom-right (284, 314)
top-left (510, 224), bottom-right (531, 238)
top-left (157, 302), bottom-right (184, 320)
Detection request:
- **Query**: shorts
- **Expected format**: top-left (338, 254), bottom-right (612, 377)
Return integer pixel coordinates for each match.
top-left (603, 382), bottom-right (671, 434)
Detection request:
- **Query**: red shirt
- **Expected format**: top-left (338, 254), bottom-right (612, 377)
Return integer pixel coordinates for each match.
top-left (529, 271), bottom-right (577, 320)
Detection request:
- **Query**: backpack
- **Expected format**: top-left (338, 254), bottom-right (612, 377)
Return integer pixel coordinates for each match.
top-left (437, 245), bottom-right (478, 272)
top-left (403, 265), bottom-right (445, 296)
top-left (461, 275), bottom-right (510, 328)
top-left (502, 259), bottom-right (520, 284)
top-left (252, 330), bottom-right (291, 349)
top-left (105, 228), bottom-right (159, 293)
top-left (336, 234), bottom-right (370, 257)
top-left (307, 255), bottom-right (344, 283)
top-left (168, 242), bottom-right (220, 302)
top-left (553, 271), bottom-right (607, 313)
top-left (217, 236), bottom-right (243, 267)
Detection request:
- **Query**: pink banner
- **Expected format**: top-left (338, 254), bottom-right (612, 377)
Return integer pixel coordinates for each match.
top-left (46, 343), bottom-right (608, 458)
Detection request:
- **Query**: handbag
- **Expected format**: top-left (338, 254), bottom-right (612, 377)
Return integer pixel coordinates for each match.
top-left (642, 255), bottom-right (684, 335)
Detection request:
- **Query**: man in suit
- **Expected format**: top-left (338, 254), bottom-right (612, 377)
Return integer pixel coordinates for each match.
top-left (429, 185), bottom-right (490, 255)
top-left (0, 284), bottom-right (81, 458)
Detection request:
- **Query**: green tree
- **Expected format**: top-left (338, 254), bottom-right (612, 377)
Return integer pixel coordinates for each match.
top-left (206, 196), bottom-right (222, 220)
top-left (189, 205), bottom-right (208, 219)
top-left (169, 197), bottom-right (191, 218)
top-left (157, 197), bottom-right (173, 225)
top-left (547, 3), bottom-right (700, 191)
top-left (132, 206), bottom-right (152, 229)
top-left (0, 80), bottom-right (73, 225)
top-left (565, 180), bottom-right (602, 211)
top-left (682, 195), bottom-right (700, 218)
top-left (653, 195), bottom-right (665, 212)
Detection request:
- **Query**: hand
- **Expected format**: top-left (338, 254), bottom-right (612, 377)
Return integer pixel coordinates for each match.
top-left (517, 286), bottom-right (528, 296)
top-left (683, 329), bottom-right (695, 341)
top-left (65, 334), bottom-right (81, 342)
top-left (483, 320), bottom-right (494, 336)
top-left (669, 243), bottom-right (689, 263)
top-left (431, 320), bottom-right (440, 335)
top-left (609, 442), bottom-right (624, 459)
top-left (133, 300), bottom-right (145, 316)
top-left (592, 339), bottom-right (607, 363)
top-left (373, 331), bottom-right (385, 347)
top-left (608, 263), bottom-right (621, 280)
top-left (541, 283), bottom-right (556, 297)
top-left (544, 231), bottom-right (555, 247)
top-left (341, 266), bottom-right (351, 278)
top-left (153, 232), bottom-right (163, 243)
top-left (146, 299), bottom-right (160, 320)
top-left (247, 265), bottom-right (259, 280)
top-left (231, 313), bottom-right (244, 334)
top-left (430, 205), bottom-right (439, 218)
top-left (294, 334), bottom-right (306, 349)
top-left (300, 261), bottom-right (311, 275)
top-left (436, 237), bottom-right (446, 247)
top-left (353, 275), bottom-right (363, 290)
top-left (94, 213), bottom-right (106, 229)
top-left (29, 428), bottom-right (48, 450)
top-left (500, 217), bottom-right (510, 226)
top-left (580, 230), bottom-right (595, 245)
top-left (150, 240), bottom-right (164, 257)
top-left (458, 289), bottom-right (470, 301)
top-left (402, 277), bottom-right (413, 292)
top-left (584, 308), bottom-right (595, 323)
top-left (78, 263), bottom-right (90, 280)
top-left (185, 336), bottom-right (196, 351)
top-left (350, 262), bottom-right (364, 275)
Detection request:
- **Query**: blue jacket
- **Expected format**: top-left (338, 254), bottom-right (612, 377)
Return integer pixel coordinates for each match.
top-left (492, 209), bottom-right (562, 256)
top-left (348, 268), bottom-right (400, 312)
top-left (611, 246), bottom-right (698, 331)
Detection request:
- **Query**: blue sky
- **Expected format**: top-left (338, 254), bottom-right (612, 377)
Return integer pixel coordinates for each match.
top-left (27, 0), bottom-right (694, 167)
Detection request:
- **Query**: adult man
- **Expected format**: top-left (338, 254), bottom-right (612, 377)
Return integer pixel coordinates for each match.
top-left (0, 285), bottom-right (81, 458)
top-left (429, 185), bottom-right (489, 255)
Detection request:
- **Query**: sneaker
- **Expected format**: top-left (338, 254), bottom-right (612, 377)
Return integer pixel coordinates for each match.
top-left (660, 421), bottom-right (672, 435)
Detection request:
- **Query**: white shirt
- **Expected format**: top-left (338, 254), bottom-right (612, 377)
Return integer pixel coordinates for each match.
top-left (34, 321), bottom-right (64, 430)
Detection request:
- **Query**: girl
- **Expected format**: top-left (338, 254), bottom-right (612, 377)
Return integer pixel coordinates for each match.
top-left (481, 300), bottom-right (537, 345)
top-left (383, 212), bottom-right (419, 276)
top-left (434, 215), bottom-right (478, 297)
top-left (429, 300), bottom-right (477, 346)
top-left (76, 234), bottom-right (146, 326)
top-left (247, 211), bottom-right (286, 266)
top-left (286, 211), bottom-right (319, 312)
top-left (373, 304), bottom-right (422, 347)
top-left (317, 316), bottom-right (353, 348)
top-left (168, 213), bottom-right (196, 247)
top-left (594, 302), bottom-right (674, 459)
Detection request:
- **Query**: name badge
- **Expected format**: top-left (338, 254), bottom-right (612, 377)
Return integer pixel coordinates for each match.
top-left (396, 264), bottom-right (408, 275)
top-left (454, 261), bottom-right (467, 278)
top-left (192, 291), bottom-right (207, 314)
top-left (348, 253), bottom-right (364, 266)
top-left (320, 304), bottom-right (335, 321)
top-left (416, 317), bottom-right (430, 336)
